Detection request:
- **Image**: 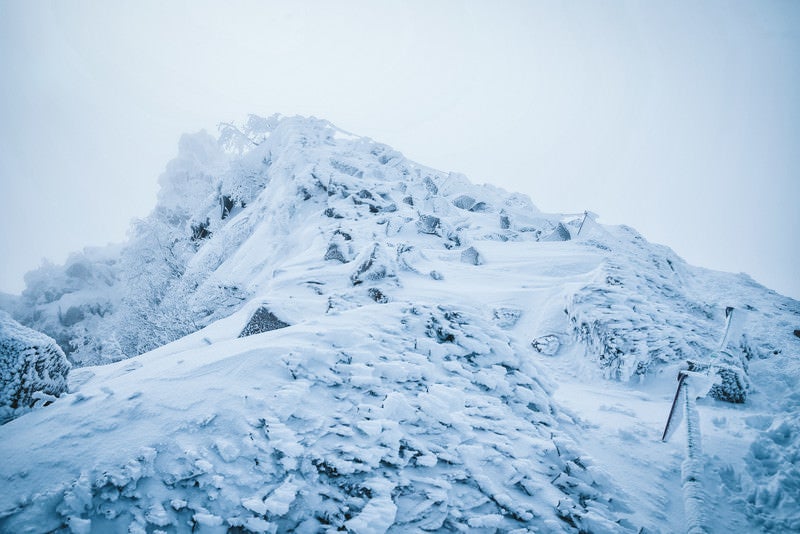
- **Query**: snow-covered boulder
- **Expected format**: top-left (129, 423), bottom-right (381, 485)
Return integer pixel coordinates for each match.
top-left (0, 311), bottom-right (70, 424)
top-left (460, 246), bottom-right (482, 266)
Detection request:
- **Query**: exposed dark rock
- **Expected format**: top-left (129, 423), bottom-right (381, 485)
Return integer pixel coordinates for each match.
top-left (423, 176), bottom-right (438, 195)
top-left (416, 214), bottom-right (441, 235)
top-left (367, 288), bottom-right (388, 304)
top-left (324, 243), bottom-right (347, 263)
top-left (334, 229), bottom-right (352, 241)
top-left (351, 189), bottom-right (397, 213)
top-left (304, 281), bottom-right (325, 296)
top-left (330, 160), bottom-right (363, 178)
top-left (453, 195), bottom-right (476, 210)
top-left (469, 202), bottom-right (488, 212)
top-left (445, 232), bottom-right (462, 249)
top-left (794, 329), bottom-right (800, 339)
top-left (191, 218), bottom-right (211, 241)
top-left (324, 208), bottom-right (344, 219)
top-left (544, 223), bottom-right (571, 242)
top-left (460, 246), bottom-right (482, 266)
top-left (452, 196), bottom-right (488, 212)
top-left (350, 243), bottom-right (393, 286)
top-left (238, 307), bottom-right (290, 338)
top-left (220, 195), bottom-right (235, 219)
top-left (499, 215), bottom-right (511, 230)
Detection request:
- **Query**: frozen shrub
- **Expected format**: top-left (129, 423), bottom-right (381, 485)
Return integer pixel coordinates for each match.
top-left (687, 360), bottom-right (749, 403)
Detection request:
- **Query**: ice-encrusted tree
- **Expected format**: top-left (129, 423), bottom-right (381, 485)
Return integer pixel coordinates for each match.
top-left (114, 130), bottom-right (232, 357)
top-left (115, 209), bottom-right (200, 356)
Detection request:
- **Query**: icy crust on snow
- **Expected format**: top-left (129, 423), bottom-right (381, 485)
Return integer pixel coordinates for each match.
top-left (0, 304), bottom-right (634, 533)
top-left (0, 311), bottom-right (70, 423)
top-left (741, 413), bottom-right (800, 531)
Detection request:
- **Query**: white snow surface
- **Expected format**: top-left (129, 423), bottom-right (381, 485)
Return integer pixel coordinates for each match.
top-left (1, 115), bottom-right (799, 532)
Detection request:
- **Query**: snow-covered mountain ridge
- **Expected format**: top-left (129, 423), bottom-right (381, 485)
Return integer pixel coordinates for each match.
top-left (1, 115), bottom-right (798, 532)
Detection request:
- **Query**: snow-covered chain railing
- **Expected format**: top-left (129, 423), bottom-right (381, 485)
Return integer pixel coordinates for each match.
top-left (661, 307), bottom-right (748, 534)
top-left (661, 371), bottom-right (711, 533)
top-left (682, 374), bottom-right (709, 534)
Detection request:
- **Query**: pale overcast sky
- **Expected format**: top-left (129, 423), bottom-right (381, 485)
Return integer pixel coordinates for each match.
top-left (1, 1), bottom-right (798, 299)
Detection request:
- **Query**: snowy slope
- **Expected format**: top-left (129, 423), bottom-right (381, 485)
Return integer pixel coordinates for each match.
top-left (1, 115), bottom-right (798, 533)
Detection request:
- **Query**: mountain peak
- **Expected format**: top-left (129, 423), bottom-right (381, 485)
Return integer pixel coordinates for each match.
top-left (1, 115), bottom-right (798, 532)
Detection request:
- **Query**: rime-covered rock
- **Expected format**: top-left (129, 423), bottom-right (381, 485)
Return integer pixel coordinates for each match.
top-left (544, 222), bottom-right (572, 241)
top-left (532, 334), bottom-right (561, 356)
top-left (460, 246), bottom-right (482, 266)
top-left (416, 214), bottom-right (441, 235)
top-left (0, 311), bottom-right (70, 423)
top-left (350, 243), bottom-right (395, 286)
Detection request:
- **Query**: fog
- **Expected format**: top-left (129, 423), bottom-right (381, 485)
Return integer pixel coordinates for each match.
top-left (1, 0), bottom-right (798, 298)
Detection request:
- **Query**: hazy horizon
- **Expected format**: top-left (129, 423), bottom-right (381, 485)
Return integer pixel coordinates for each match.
top-left (1, 1), bottom-right (798, 299)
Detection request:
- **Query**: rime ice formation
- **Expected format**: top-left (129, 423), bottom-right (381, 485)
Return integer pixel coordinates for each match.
top-left (1, 115), bottom-right (798, 532)
top-left (0, 311), bottom-right (70, 424)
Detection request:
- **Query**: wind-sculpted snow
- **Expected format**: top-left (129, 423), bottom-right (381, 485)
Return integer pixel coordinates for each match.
top-left (2, 115), bottom-right (575, 364)
top-left (566, 233), bottom-right (719, 382)
top-left (0, 311), bottom-right (70, 423)
top-left (741, 413), bottom-right (800, 531)
top-left (1, 114), bottom-right (798, 531)
top-left (0, 303), bottom-right (635, 533)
